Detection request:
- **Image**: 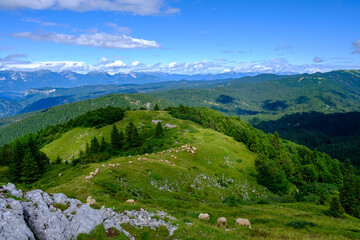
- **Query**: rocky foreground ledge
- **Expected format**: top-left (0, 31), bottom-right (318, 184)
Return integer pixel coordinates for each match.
top-left (0, 183), bottom-right (178, 240)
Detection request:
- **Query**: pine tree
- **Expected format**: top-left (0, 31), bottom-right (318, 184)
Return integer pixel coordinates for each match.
top-left (21, 150), bottom-right (40, 184)
top-left (8, 140), bottom-right (25, 183)
top-left (155, 122), bottom-right (164, 138)
top-left (89, 136), bottom-right (100, 153)
top-left (328, 196), bottom-right (344, 218)
top-left (111, 125), bottom-right (123, 151)
top-left (55, 156), bottom-right (62, 165)
top-left (340, 168), bottom-right (358, 216)
top-left (125, 122), bottom-right (134, 145)
top-left (99, 137), bottom-right (107, 152)
top-left (131, 126), bottom-right (142, 148)
top-left (154, 104), bottom-right (160, 111)
top-left (273, 131), bottom-right (280, 151)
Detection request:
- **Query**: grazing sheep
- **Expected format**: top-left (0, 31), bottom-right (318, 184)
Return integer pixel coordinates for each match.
top-left (126, 199), bottom-right (135, 204)
top-left (86, 196), bottom-right (96, 206)
top-left (236, 218), bottom-right (251, 229)
top-left (58, 173), bottom-right (62, 177)
top-left (198, 213), bottom-right (210, 220)
top-left (217, 217), bottom-right (227, 228)
top-left (129, 161), bottom-right (133, 164)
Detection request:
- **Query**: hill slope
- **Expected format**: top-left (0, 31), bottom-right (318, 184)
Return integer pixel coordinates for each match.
top-left (1, 109), bottom-right (359, 239)
top-left (0, 94), bottom-right (172, 146)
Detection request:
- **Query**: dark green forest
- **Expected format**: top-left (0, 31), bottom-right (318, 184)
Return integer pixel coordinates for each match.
top-left (252, 112), bottom-right (360, 168)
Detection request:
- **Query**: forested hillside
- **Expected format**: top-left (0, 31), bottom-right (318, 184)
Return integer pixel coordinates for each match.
top-left (153, 70), bottom-right (360, 116)
top-left (252, 111), bottom-right (360, 168)
top-left (0, 94), bottom-right (171, 146)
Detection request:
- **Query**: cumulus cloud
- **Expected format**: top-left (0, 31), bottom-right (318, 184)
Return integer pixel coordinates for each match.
top-left (313, 56), bottom-right (324, 63)
top-left (0, 0), bottom-right (180, 16)
top-left (353, 39), bottom-right (360, 54)
top-left (11, 32), bottom-right (161, 49)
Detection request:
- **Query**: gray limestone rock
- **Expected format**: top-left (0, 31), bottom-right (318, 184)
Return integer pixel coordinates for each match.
top-left (1, 183), bottom-right (23, 198)
top-left (0, 197), bottom-right (35, 240)
top-left (69, 204), bottom-right (104, 237)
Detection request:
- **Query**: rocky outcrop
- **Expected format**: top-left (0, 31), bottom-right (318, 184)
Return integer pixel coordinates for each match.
top-left (0, 183), bottom-right (178, 240)
top-left (0, 197), bottom-right (35, 240)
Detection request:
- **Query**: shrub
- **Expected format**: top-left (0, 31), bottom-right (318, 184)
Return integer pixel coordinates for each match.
top-left (285, 220), bottom-right (317, 229)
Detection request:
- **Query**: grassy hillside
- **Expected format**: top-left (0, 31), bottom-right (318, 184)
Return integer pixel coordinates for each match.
top-left (0, 94), bottom-right (172, 146)
top-left (1, 110), bottom-right (358, 239)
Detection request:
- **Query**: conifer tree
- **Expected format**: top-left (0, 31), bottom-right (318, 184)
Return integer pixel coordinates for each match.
top-left (273, 131), bottom-right (280, 151)
top-left (125, 122), bottom-right (134, 145)
top-left (328, 196), bottom-right (344, 218)
top-left (154, 104), bottom-right (160, 111)
top-left (99, 137), bottom-right (107, 152)
top-left (155, 122), bottom-right (164, 138)
top-left (55, 156), bottom-right (62, 165)
top-left (90, 136), bottom-right (100, 153)
top-left (8, 140), bottom-right (25, 182)
top-left (131, 126), bottom-right (142, 148)
top-left (21, 150), bottom-right (39, 184)
top-left (111, 125), bottom-right (123, 151)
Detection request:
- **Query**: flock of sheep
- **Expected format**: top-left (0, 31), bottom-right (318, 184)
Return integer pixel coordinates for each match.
top-left (198, 213), bottom-right (251, 229)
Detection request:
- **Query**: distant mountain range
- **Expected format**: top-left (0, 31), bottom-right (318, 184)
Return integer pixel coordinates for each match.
top-left (0, 70), bottom-right (273, 93)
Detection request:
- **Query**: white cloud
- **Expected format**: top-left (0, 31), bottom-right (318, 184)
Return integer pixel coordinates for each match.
top-left (98, 57), bottom-right (108, 64)
top-left (1, 57), bottom-right (359, 75)
top-left (0, 0), bottom-right (180, 16)
top-left (132, 61), bottom-right (140, 66)
top-left (106, 22), bottom-right (131, 34)
top-left (353, 39), bottom-right (360, 54)
top-left (11, 32), bottom-right (161, 49)
top-left (313, 56), bottom-right (324, 63)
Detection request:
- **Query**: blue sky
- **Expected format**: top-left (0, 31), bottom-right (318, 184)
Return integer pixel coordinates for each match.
top-left (0, 0), bottom-right (359, 74)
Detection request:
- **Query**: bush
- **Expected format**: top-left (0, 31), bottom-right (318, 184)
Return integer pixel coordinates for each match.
top-left (285, 220), bottom-right (317, 229)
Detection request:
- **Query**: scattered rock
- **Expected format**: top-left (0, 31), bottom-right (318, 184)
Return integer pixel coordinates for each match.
top-left (1, 182), bottom-right (23, 198)
top-left (1, 184), bottom-right (179, 240)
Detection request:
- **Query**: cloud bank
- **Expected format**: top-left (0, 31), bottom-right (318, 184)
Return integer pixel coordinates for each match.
top-left (1, 55), bottom-right (359, 75)
top-left (0, 0), bottom-right (179, 16)
top-left (11, 32), bottom-right (161, 49)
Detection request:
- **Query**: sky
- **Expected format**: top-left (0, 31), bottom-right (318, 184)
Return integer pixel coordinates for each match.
top-left (0, 0), bottom-right (359, 75)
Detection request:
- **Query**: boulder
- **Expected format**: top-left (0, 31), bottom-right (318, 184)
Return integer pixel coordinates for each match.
top-left (1, 183), bottom-right (23, 198)
top-left (69, 205), bottom-right (104, 237)
top-left (0, 197), bottom-right (35, 240)
top-left (22, 190), bottom-right (72, 240)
